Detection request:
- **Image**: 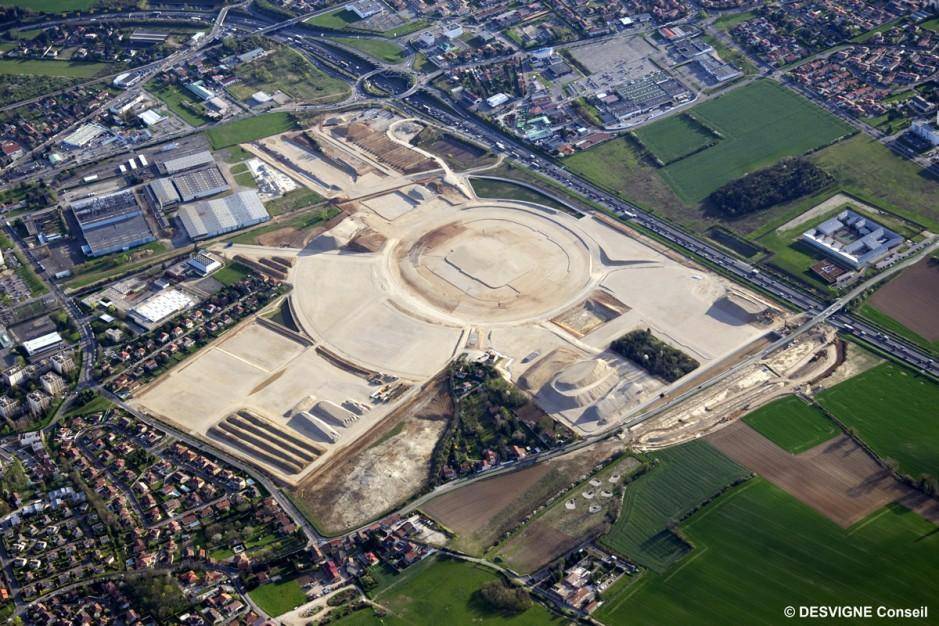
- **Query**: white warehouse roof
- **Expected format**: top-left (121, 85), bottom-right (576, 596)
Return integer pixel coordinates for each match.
top-left (130, 289), bottom-right (194, 325)
top-left (177, 190), bottom-right (269, 240)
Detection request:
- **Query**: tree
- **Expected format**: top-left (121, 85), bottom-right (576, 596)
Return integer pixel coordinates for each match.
top-left (478, 580), bottom-right (532, 614)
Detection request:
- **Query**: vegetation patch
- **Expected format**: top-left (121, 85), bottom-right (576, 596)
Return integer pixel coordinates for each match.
top-left (212, 262), bottom-right (254, 287)
top-left (206, 112), bottom-right (297, 149)
top-left (0, 58), bottom-right (110, 77)
top-left (227, 45), bottom-right (349, 104)
top-left (817, 362), bottom-right (939, 479)
top-left (600, 440), bottom-right (750, 572)
top-left (248, 578), bottom-right (307, 617)
top-left (470, 178), bottom-right (576, 215)
top-left (597, 479), bottom-right (939, 626)
top-left (611, 329), bottom-right (699, 382)
top-left (146, 81), bottom-right (213, 127)
top-left (742, 396), bottom-right (839, 454)
top-left (333, 37), bottom-right (406, 63)
top-left (633, 113), bottom-right (719, 165)
top-left (707, 157), bottom-right (832, 217)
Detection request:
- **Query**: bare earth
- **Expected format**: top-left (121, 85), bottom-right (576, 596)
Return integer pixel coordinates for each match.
top-left (709, 422), bottom-right (912, 527)
top-left (868, 258), bottom-right (939, 342)
top-left (291, 378), bottom-right (452, 535)
top-left (421, 440), bottom-right (622, 554)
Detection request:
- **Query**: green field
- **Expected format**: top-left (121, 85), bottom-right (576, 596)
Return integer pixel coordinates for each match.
top-left (710, 10), bottom-right (756, 31)
top-left (247, 579), bottom-right (307, 617)
top-left (633, 114), bottom-right (715, 164)
top-left (212, 262), bottom-right (253, 287)
top-left (206, 112), bottom-right (296, 149)
top-left (227, 47), bottom-right (349, 104)
top-left (597, 479), bottom-right (939, 626)
top-left (264, 187), bottom-right (324, 216)
top-left (0, 0), bottom-right (97, 12)
top-left (810, 134), bottom-right (939, 230)
top-left (817, 362), bottom-right (939, 478)
top-left (227, 206), bottom-right (338, 246)
top-left (306, 8), bottom-right (358, 29)
top-left (600, 440), bottom-right (750, 572)
top-left (470, 177), bottom-right (578, 214)
top-left (146, 81), bottom-right (212, 127)
top-left (652, 81), bottom-right (852, 203)
top-left (0, 59), bottom-right (111, 78)
top-left (369, 556), bottom-right (562, 624)
top-left (742, 396), bottom-right (839, 454)
top-left (333, 37), bottom-right (407, 63)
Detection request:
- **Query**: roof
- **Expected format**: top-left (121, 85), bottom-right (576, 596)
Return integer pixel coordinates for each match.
top-left (71, 190), bottom-right (155, 255)
top-left (80, 213), bottom-right (154, 256)
top-left (63, 123), bottom-right (105, 148)
top-left (161, 151), bottom-right (215, 175)
top-left (171, 166), bottom-right (229, 202)
top-left (148, 178), bottom-right (181, 206)
top-left (131, 289), bottom-right (194, 325)
top-left (138, 109), bottom-right (165, 126)
top-left (22, 332), bottom-right (62, 355)
top-left (177, 190), bottom-right (269, 239)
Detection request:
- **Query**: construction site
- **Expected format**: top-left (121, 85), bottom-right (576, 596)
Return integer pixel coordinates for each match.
top-left (131, 107), bottom-right (814, 492)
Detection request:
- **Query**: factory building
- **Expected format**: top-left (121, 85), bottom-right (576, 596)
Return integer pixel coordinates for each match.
top-left (159, 150), bottom-right (216, 175)
top-left (801, 209), bottom-right (903, 270)
top-left (177, 190), bottom-right (270, 240)
top-left (71, 190), bottom-right (155, 257)
top-left (129, 289), bottom-right (194, 328)
top-left (172, 166), bottom-right (229, 202)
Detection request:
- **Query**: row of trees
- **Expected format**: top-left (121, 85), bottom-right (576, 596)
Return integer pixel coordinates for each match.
top-left (611, 329), bottom-right (699, 382)
top-left (707, 157), bottom-right (831, 217)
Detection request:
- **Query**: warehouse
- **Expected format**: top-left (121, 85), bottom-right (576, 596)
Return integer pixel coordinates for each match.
top-left (160, 150), bottom-right (215, 175)
top-left (177, 190), bottom-right (270, 240)
top-left (71, 190), bottom-right (156, 257)
top-left (147, 178), bottom-right (181, 209)
top-left (129, 289), bottom-right (194, 328)
top-left (172, 166), bottom-right (229, 202)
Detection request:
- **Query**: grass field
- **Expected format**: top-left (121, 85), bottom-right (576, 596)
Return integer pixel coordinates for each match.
top-left (227, 47), bottom-right (348, 104)
top-left (600, 440), bottom-right (750, 572)
top-left (306, 8), bottom-right (358, 29)
top-left (247, 579), bottom-right (307, 617)
top-left (206, 112), bottom-right (296, 149)
top-left (0, 0), bottom-right (97, 11)
top-left (212, 262), bottom-right (253, 287)
top-left (596, 479), bottom-right (939, 626)
top-left (370, 556), bottom-right (562, 624)
top-left (653, 80), bottom-right (853, 203)
top-left (742, 396), bottom-right (839, 454)
top-left (146, 82), bottom-right (212, 127)
top-left (470, 178), bottom-right (576, 214)
top-left (0, 59), bottom-right (111, 78)
top-left (817, 362), bottom-right (939, 478)
top-left (810, 134), bottom-right (939, 230)
top-left (64, 241), bottom-right (167, 290)
top-left (227, 206), bottom-right (338, 245)
top-left (333, 37), bottom-right (407, 63)
top-left (263, 187), bottom-right (324, 216)
top-left (633, 114), bottom-right (715, 164)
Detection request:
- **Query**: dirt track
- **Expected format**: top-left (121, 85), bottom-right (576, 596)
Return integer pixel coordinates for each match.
top-left (709, 422), bottom-right (912, 527)
top-left (868, 258), bottom-right (939, 342)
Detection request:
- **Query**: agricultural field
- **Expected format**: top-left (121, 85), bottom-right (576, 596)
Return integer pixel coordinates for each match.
top-left (817, 362), bottom-right (939, 478)
top-left (360, 556), bottom-right (563, 625)
top-left (600, 440), bottom-right (750, 572)
top-left (492, 455), bottom-right (641, 574)
top-left (741, 396), bottom-right (838, 454)
top-left (0, 0), bottom-right (97, 12)
top-left (422, 440), bottom-right (622, 555)
top-left (596, 479), bottom-right (939, 626)
top-left (227, 47), bottom-right (349, 104)
top-left (333, 37), bottom-right (407, 63)
top-left (0, 59), bottom-right (111, 77)
top-left (205, 112), bottom-right (297, 149)
top-left (654, 80), bottom-right (852, 203)
top-left (633, 114), bottom-right (716, 164)
top-left (862, 257), bottom-right (939, 355)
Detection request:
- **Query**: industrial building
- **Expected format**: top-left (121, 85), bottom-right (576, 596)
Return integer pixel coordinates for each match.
top-left (147, 177), bottom-right (181, 209)
top-left (71, 190), bottom-right (156, 257)
top-left (188, 252), bottom-right (221, 276)
top-left (22, 332), bottom-right (63, 359)
top-left (177, 190), bottom-right (270, 240)
top-left (172, 166), bottom-right (229, 202)
top-left (129, 288), bottom-right (194, 328)
top-left (159, 150), bottom-right (215, 175)
top-left (801, 209), bottom-right (903, 270)
top-left (62, 123), bottom-right (106, 149)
